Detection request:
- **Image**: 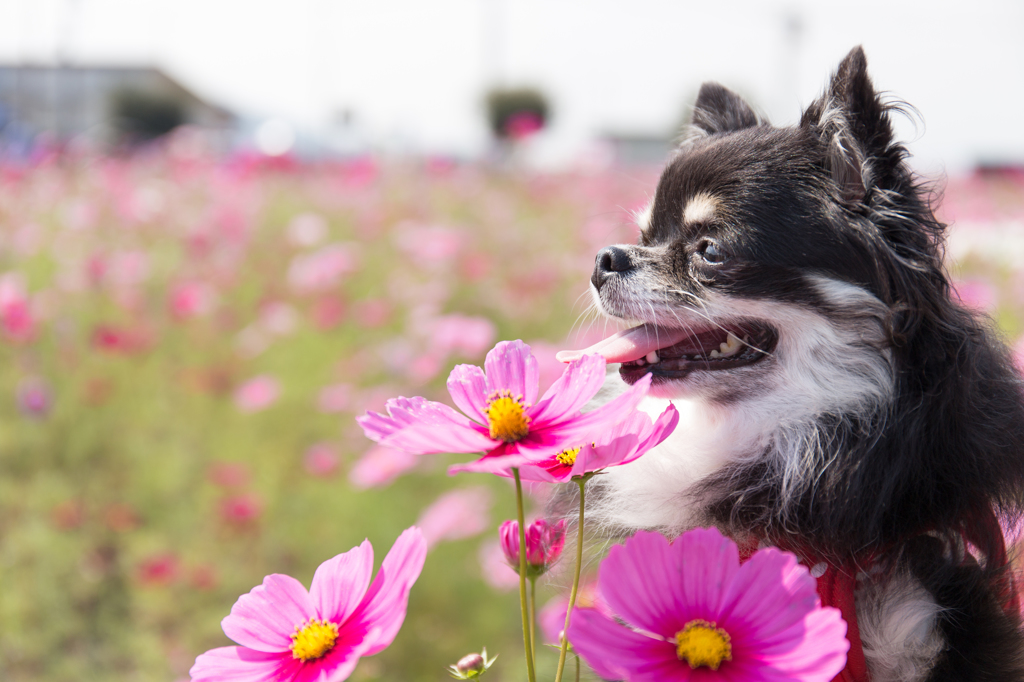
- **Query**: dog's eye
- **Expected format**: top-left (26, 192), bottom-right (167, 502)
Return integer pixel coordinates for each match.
top-left (699, 240), bottom-right (728, 264)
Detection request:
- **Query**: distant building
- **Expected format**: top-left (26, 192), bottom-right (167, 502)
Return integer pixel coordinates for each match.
top-left (0, 64), bottom-right (236, 150)
top-left (601, 133), bottom-right (674, 166)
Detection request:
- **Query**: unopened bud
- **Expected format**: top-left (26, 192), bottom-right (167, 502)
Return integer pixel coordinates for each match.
top-left (456, 653), bottom-right (485, 674)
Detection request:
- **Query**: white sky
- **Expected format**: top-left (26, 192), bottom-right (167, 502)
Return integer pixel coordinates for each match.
top-left (0, 0), bottom-right (1022, 173)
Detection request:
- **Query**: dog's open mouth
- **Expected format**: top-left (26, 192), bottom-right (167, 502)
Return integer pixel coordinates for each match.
top-left (557, 322), bottom-right (777, 384)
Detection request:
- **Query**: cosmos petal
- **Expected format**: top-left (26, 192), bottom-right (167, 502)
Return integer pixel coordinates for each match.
top-left (309, 540), bottom-right (374, 625)
top-left (446, 363), bottom-right (489, 424)
top-left (571, 405), bottom-right (679, 476)
top-left (484, 340), bottom-right (539, 406)
top-left (716, 548), bottom-right (821, 639)
top-left (222, 574), bottom-right (316, 652)
top-left (529, 354), bottom-right (607, 426)
top-left (755, 608), bottom-right (849, 682)
top-left (568, 608), bottom-right (689, 682)
top-left (346, 527), bottom-right (427, 656)
top-left (358, 396), bottom-right (497, 454)
top-left (189, 646), bottom-right (301, 682)
top-left (537, 372), bottom-right (652, 441)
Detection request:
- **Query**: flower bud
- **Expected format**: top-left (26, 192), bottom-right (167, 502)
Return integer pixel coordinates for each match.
top-left (455, 653), bottom-right (485, 674)
top-left (499, 518), bottom-right (567, 578)
top-left (448, 647), bottom-right (497, 679)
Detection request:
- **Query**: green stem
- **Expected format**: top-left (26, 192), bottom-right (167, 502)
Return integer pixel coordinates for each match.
top-left (529, 576), bottom-right (537, 661)
top-left (575, 654), bottom-right (580, 682)
top-left (513, 468), bottom-right (537, 682)
top-left (554, 478), bottom-right (586, 682)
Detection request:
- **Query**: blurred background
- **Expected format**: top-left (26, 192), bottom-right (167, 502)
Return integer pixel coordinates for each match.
top-left (0, 1), bottom-right (1022, 680)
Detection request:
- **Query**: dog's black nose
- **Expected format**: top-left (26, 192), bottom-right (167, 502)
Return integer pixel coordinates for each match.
top-left (592, 245), bottom-right (633, 290)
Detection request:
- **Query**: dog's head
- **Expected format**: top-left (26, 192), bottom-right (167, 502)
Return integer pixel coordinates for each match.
top-left (563, 47), bottom-right (940, 417)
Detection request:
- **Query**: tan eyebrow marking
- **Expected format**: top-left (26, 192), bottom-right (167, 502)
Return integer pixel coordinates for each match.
top-left (633, 199), bottom-right (655, 232)
top-left (682, 193), bottom-right (718, 225)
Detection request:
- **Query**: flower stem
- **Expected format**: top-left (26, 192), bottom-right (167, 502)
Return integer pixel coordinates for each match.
top-left (554, 478), bottom-right (586, 682)
top-left (513, 468), bottom-right (537, 682)
top-left (575, 654), bottom-right (580, 682)
top-left (529, 576), bottom-right (537, 660)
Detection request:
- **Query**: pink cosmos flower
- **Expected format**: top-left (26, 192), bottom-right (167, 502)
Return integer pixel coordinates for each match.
top-left (512, 407), bottom-right (679, 483)
top-left (304, 443), bottom-right (341, 478)
top-left (569, 528), bottom-right (849, 682)
top-left (357, 340), bottom-right (651, 475)
top-left (427, 314), bottom-right (497, 360)
top-left (499, 518), bottom-right (567, 577)
top-left (169, 281), bottom-right (216, 319)
top-left (416, 487), bottom-right (492, 548)
top-left (288, 243), bottom-right (359, 294)
top-left (234, 376), bottom-right (280, 413)
top-left (190, 527), bottom-right (427, 682)
top-left (349, 445), bottom-right (418, 489)
top-left (219, 493), bottom-right (263, 525)
top-left (0, 273), bottom-right (35, 342)
top-left (17, 377), bottom-right (51, 418)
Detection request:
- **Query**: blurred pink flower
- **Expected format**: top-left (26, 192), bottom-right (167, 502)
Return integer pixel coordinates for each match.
top-left (287, 212), bottom-right (329, 247)
top-left (219, 493), bottom-right (263, 525)
top-left (92, 325), bottom-right (151, 354)
top-left (499, 518), bottom-right (567, 578)
top-left (259, 301), bottom-right (299, 336)
top-left (190, 527), bottom-right (426, 682)
top-left (478, 540), bottom-right (520, 592)
top-left (953, 278), bottom-right (997, 311)
top-left (359, 340), bottom-right (651, 475)
top-left (392, 223), bottom-right (466, 267)
top-left (105, 250), bottom-right (151, 289)
top-left (137, 553), bottom-right (180, 587)
top-left (288, 243), bottom-right (360, 294)
top-left (208, 461), bottom-right (251, 488)
top-left (406, 352), bottom-right (443, 384)
top-left (0, 273), bottom-right (35, 343)
top-left (17, 377), bottom-right (51, 418)
top-left (169, 281), bottom-right (216, 319)
top-left (353, 299), bottom-right (393, 328)
top-left (416, 487), bottom-right (492, 548)
top-left (348, 445), bottom-right (418, 490)
top-left (304, 443), bottom-right (341, 478)
top-left (311, 295), bottom-right (347, 330)
top-left (234, 375), bottom-right (280, 412)
top-left (428, 314), bottom-right (497, 359)
top-left (569, 529), bottom-right (849, 681)
top-left (317, 383), bottom-right (355, 413)
top-left (539, 583), bottom-right (609, 646)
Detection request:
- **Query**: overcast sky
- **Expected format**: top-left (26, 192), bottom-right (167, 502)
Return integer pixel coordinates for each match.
top-left (0, 0), bottom-right (1021, 173)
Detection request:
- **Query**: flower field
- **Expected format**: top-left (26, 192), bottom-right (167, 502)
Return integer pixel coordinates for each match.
top-left (0, 138), bottom-right (1022, 681)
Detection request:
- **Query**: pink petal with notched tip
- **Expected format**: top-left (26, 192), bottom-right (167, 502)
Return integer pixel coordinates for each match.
top-left (446, 363), bottom-right (490, 424)
top-left (309, 540), bottom-right (374, 626)
top-left (529, 372), bottom-right (652, 444)
top-left (570, 405), bottom-right (679, 476)
top-left (716, 547), bottom-right (821, 642)
top-left (600, 529), bottom-right (739, 639)
top-left (189, 645), bottom-right (300, 682)
top-left (568, 608), bottom-right (686, 682)
top-left (221, 574), bottom-right (316, 653)
top-left (346, 527), bottom-right (427, 656)
top-left (756, 608), bottom-right (848, 682)
top-left (358, 396), bottom-right (496, 454)
top-left (527, 354), bottom-right (607, 426)
top-left (484, 340), bottom-right (539, 406)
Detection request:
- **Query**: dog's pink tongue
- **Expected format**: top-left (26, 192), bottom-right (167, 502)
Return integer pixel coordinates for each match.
top-left (556, 324), bottom-right (689, 364)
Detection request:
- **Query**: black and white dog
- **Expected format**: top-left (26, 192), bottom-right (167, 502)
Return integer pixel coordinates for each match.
top-left (559, 47), bottom-right (1024, 681)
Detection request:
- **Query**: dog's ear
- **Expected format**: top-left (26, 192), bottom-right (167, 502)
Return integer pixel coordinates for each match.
top-left (801, 46), bottom-right (894, 205)
top-left (690, 82), bottom-right (760, 135)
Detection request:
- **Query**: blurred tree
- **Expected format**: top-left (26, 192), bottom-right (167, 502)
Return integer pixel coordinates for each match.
top-left (484, 87), bottom-right (549, 140)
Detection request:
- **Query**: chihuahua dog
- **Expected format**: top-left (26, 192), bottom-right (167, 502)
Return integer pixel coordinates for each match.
top-left (558, 47), bottom-right (1024, 681)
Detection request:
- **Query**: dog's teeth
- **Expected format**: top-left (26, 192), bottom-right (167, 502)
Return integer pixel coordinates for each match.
top-left (646, 351), bottom-right (659, 364)
top-left (709, 350), bottom-right (720, 358)
top-left (636, 358), bottom-right (645, 366)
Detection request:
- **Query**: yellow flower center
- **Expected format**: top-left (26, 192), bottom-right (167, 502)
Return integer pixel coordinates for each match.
top-left (290, 618), bottom-right (340, 662)
top-left (556, 446), bottom-right (582, 466)
top-left (675, 619), bottom-right (732, 670)
top-left (485, 390), bottom-right (531, 442)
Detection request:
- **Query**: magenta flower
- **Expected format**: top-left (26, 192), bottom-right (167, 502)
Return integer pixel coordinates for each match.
top-left (357, 340), bottom-right (651, 475)
top-left (513, 406), bottom-right (679, 483)
top-left (569, 528), bottom-right (849, 682)
top-left (499, 518), bottom-right (567, 578)
top-left (416, 487), bottom-right (492, 548)
top-left (234, 375), bottom-right (280, 413)
top-left (190, 527), bottom-right (427, 682)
